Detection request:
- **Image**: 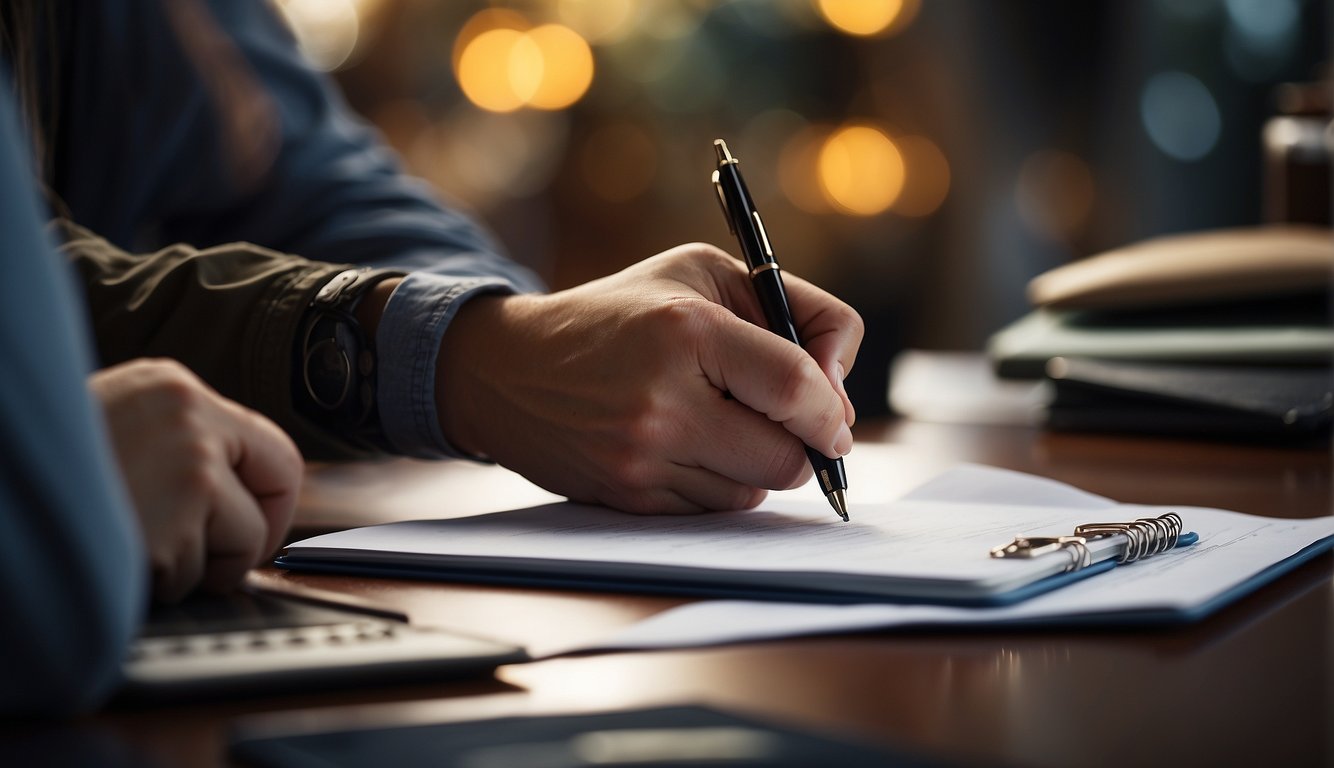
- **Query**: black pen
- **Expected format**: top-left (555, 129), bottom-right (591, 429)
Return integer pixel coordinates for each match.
top-left (710, 138), bottom-right (850, 522)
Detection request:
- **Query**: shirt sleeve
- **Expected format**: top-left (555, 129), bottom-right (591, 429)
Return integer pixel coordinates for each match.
top-left (0, 75), bottom-right (146, 716)
top-left (52, 0), bottom-right (546, 459)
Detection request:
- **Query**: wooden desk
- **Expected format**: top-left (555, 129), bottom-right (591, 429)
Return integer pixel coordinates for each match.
top-left (69, 422), bottom-right (1334, 766)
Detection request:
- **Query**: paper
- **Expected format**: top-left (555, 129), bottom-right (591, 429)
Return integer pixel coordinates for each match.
top-left (557, 496), bottom-right (1334, 653)
top-left (285, 466), bottom-right (1153, 601)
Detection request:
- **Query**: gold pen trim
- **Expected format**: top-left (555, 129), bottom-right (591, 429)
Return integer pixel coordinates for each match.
top-left (751, 211), bottom-right (774, 257)
top-left (749, 262), bottom-right (780, 278)
top-left (713, 138), bottom-right (738, 165)
top-left (710, 171), bottom-right (734, 234)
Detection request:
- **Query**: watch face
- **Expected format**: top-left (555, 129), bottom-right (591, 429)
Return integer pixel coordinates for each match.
top-left (303, 318), bottom-right (354, 409)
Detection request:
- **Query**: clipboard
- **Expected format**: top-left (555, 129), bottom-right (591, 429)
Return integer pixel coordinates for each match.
top-left (275, 469), bottom-right (1214, 608)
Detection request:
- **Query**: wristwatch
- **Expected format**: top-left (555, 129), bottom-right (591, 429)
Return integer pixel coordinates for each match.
top-left (293, 268), bottom-right (399, 451)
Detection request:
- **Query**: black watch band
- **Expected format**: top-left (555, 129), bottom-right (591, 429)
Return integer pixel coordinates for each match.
top-left (293, 268), bottom-right (398, 452)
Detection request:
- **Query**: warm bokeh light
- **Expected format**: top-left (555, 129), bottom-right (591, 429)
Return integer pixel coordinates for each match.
top-left (813, 0), bottom-right (919, 37)
top-left (453, 12), bottom-right (594, 113)
top-left (275, 0), bottom-right (360, 71)
top-left (892, 135), bottom-right (950, 217)
top-left (526, 25), bottom-right (596, 110)
top-left (1014, 149), bottom-right (1096, 241)
top-left (451, 9), bottom-right (532, 71)
top-left (818, 124), bottom-right (905, 216)
top-left (456, 28), bottom-right (533, 113)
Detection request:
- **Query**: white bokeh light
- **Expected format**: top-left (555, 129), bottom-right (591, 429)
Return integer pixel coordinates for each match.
top-left (1140, 71), bottom-right (1222, 162)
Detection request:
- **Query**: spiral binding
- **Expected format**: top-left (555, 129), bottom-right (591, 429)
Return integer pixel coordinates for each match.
top-left (1074, 512), bottom-right (1183, 564)
top-left (990, 512), bottom-right (1183, 572)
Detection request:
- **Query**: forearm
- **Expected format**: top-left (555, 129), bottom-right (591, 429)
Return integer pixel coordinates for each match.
top-left (59, 221), bottom-right (406, 459)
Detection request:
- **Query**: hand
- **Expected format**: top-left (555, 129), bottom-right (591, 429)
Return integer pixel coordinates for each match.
top-left (437, 243), bottom-right (863, 514)
top-left (89, 359), bottom-right (303, 602)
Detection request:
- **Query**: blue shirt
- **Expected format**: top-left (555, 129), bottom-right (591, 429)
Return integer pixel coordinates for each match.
top-left (0, 73), bottom-right (146, 716)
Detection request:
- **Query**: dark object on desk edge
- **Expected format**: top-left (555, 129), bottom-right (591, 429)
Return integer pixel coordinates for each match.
top-left (1043, 357), bottom-right (1333, 443)
top-left (230, 704), bottom-right (955, 768)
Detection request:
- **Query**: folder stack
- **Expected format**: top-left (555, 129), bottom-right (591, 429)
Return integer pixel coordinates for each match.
top-left (986, 226), bottom-right (1334, 442)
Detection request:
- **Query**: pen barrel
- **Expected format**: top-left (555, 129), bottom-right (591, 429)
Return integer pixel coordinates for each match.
top-left (750, 268), bottom-right (801, 346)
top-left (805, 445), bottom-right (847, 492)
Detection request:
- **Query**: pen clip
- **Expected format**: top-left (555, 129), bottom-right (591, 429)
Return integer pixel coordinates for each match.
top-left (990, 535), bottom-right (1092, 573)
top-left (711, 170), bottom-right (735, 235)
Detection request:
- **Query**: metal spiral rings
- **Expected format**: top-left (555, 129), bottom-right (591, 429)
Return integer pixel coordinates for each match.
top-left (1074, 512), bottom-right (1183, 564)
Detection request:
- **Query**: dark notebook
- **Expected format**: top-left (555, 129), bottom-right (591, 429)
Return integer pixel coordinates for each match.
top-left (1043, 357), bottom-right (1333, 442)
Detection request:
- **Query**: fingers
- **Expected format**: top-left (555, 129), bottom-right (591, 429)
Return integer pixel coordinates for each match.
top-left (216, 400), bottom-right (303, 559)
top-left (602, 465), bottom-right (769, 515)
top-left (697, 311), bottom-right (852, 460)
top-left (149, 439), bottom-right (271, 601)
top-left (672, 393), bottom-right (814, 491)
top-left (93, 358), bottom-right (303, 601)
top-left (662, 464), bottom-right (770, 512)
top-left (776, 272), bottom-right (863, 427)
top-left (673, 243), bottom-right (863, 430)
top-left (153, 527), bottom-right (203, 604)
top-left (199, 465), bottom-right (270, 594)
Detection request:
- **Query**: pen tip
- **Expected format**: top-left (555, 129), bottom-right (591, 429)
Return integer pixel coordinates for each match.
top-left (828, 489), bottom-right (849, 522)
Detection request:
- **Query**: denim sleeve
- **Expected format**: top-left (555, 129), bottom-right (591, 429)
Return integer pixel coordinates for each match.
top-left (0, 76), bottom-right (146, 715)
top-left (198, 1), bottom-right (549, 457)
top-left (377, 273), bottom-right (520, 458)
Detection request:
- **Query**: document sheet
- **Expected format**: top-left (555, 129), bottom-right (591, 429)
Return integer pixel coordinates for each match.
top-left (555, 467), bottom-right (1334, 653)
top-left (285, 464), bottom-right (1333, 612)
top-left (284, 466), bottom-right (1163, 601)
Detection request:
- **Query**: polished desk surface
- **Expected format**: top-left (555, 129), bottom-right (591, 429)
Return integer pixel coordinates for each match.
top-left (74, 421), bottom-right (1334, 766)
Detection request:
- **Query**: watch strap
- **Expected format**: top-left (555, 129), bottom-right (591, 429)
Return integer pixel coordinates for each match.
top-left (293, 268), bottom-right (403, 453)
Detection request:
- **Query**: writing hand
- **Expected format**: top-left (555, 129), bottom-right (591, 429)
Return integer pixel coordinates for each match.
top-left (90, 359), bottom-right (302, 602)
top-left (437, 243), bottom-right (863, 514)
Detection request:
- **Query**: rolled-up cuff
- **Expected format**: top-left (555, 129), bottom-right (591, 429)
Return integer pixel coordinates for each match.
top-left (376, 271), bottom-right (520, 459)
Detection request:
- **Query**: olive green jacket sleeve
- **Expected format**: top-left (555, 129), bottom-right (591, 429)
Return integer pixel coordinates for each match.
top-left (56, 220), bottom-right (402, 460)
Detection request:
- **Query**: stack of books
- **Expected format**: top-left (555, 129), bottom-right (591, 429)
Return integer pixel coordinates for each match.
top-left (987, 226), bottom-right (1333, 442)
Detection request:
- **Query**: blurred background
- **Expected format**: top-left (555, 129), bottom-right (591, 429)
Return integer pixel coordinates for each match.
top-left (273, 0), bottom-right (1329, 419)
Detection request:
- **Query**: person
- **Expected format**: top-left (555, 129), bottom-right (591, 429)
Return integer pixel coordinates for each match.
top-left (0, 75), bottom-right (306, 715)
top-left (0, 0), bottom-right (863, 714)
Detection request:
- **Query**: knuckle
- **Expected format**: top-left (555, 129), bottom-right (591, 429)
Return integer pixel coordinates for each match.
top-left (838, 305), bottom-right (866, 342)
top-left (603, 451), bottom-right (656, 494)
top-left (612, 493), bottom-right (661, 516)
top-left (772, 354), bottom-right (823, 418)
top-left (250, 410), bottom-right (304, 473)
top-left (152, 368), bottom-right (209, 415)
top-left (652, 297), bottom-right (725, 341)
top-left (179, 459), bottom-right (222, 501)
top-left (684, 242), bottom-right (733, 266)
top-left (720, 484), bottom-right (767, 511)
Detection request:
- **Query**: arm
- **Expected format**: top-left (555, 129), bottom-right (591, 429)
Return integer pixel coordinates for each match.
top-left (0, 79), bottom-right (144, 716)
top-left (53, 0), bottom-right (542, 458)
top-left (58, 220), bottom-right (404, 460)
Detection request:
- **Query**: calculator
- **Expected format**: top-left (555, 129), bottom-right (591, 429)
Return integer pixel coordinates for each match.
top-left (119, 587), bottom-right (527, 702)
